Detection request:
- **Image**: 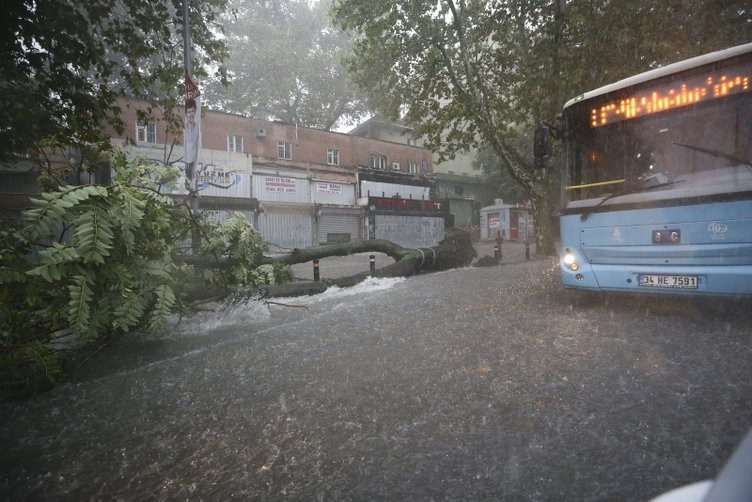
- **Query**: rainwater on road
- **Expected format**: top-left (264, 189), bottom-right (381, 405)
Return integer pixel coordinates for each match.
top-left (1, 243), bottom-right (751, 501)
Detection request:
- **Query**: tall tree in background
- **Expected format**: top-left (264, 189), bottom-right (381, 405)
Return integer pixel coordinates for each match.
top-left (557, 0), bottom-right (752, 97)
top-left (332, 0), bottom-right (559, 254)
top-left (474, 148), bottom-right (531, 208)
top-left (0, 0), bottom-right (228, 165)
top-left (204, 0), bottom-right (368, 131)
top-left (332, 0), bottom-right (752, 255)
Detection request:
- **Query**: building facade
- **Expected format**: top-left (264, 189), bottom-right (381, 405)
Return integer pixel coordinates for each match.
top-left (0, 100), bottom-right (453, 249)
top-left (348, 115), bottom-right (498, 228)
top-left (111, 100), bottom-right (443, 250)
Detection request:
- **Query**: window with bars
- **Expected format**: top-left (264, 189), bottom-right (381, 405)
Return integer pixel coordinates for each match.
top-left (277, 140), bottom-right (292, 159)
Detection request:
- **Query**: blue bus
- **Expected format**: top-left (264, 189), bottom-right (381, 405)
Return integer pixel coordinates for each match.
top-left (553, 43), bottom-right (752, 297)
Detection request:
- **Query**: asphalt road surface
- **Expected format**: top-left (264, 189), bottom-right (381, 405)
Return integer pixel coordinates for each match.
top-left (1, 246), bottom-right (750, 500)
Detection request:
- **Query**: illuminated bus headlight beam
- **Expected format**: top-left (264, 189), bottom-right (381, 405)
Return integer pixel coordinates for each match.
top-left (562, 249), bottom-right (579, 271)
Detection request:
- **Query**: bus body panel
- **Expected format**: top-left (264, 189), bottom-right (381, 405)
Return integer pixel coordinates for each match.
top-left (560, 261), bottom-right (752, 296)
top-left (559, 199), bottom-right (752, 296)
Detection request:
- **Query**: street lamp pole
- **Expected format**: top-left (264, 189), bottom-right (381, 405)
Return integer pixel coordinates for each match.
top-left (183, 0), bottom-right (193, 193)
top-left (183, 0), bottom-right (200, 251)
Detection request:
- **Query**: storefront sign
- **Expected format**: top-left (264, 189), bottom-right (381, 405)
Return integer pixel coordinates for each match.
top-left (265, 176), bottom-right (297, 193)
top-left (371, 196), bottom-right (442, 213)
top-left (197, 164), bottom-right (239, 189)
top-left (316, 182), bottom-right (343, 194)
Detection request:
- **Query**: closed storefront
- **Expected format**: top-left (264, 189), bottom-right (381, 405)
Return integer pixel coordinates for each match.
top-left (317, 207), bottom-right (362, 244)
top-left (257, 205), bottom-right (313, 252)
top-left (363, 196), bottom-right (450, 248)
top-left (253, 168), bottom-right (314, 251)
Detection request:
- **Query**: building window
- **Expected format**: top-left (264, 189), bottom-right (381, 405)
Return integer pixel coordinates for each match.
top-left (370, 154), bottom-right (387, 170)
top-left (392, 162), bottom-right (401, 170)
top-left (277, 140), bottom-right (292, 160)
top-left (228, 134), bottom-right (243, 153)
top-left (136, 121), bottom-right (156, 143)
top-left (408, 161), bottom-right (419, 174)
top-left (327, 147), bottom-right (340, 166)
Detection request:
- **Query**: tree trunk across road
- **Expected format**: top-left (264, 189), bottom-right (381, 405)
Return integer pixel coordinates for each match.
top-left (262, 229), bottom-right (477, 297)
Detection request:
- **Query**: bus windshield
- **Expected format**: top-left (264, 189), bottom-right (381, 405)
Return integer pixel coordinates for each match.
top-left (556, 44), bottom-right (752, 298)
top-left (563, 61), bottom-right (752, 207)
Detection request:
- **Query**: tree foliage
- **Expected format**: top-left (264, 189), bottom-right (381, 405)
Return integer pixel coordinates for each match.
top-left (558, 0), bottom-right (752, 96)
top-left (203, 0), bottom-right (368, 130)
top-left (473, 147), bottom-right (528, 206)
top-left (0, 155), bottom-right (289, 399)
top-left (0, 0), bottom-right (229, 163)
top-left (331, 0), bottom-right (752, 254)
top-left (5, 155), bottom-right (184, 337)
top-left (200, 212), bottom-right (293, 287)
top-left (330, 0), bottom-right (561, 254)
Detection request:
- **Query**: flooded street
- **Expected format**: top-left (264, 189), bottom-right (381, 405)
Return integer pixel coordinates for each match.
top-left (1, 255), bottom-right (751, 501)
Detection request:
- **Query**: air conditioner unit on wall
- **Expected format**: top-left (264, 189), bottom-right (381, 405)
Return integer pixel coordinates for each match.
top-left (256, 128), bottom-right (267, 138)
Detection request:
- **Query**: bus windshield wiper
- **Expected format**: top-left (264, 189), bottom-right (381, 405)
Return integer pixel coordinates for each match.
top-left (672, 142), bottom-right (752, 168)
top-left (580, 192), bottom-right (617, 221)
top-left (565, 179), bottom-right (625, 221)
top-left (578, 174), bottom-right (679, 221)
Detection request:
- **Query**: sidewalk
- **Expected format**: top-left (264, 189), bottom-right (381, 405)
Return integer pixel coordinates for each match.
top-left (474, 239), bottom-right (536, 265)
top-left (289, 239), bottom-right (538, 282)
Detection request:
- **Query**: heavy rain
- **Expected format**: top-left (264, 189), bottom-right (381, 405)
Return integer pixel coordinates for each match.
top-left (2, 243), bottom-right (751, 500)
top-left (2, 1), bottom-right (752, 500)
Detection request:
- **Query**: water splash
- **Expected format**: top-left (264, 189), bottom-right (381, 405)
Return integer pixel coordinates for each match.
top-left (311, 276), bottom-right (407, 302)
top-left (182, 289), bottom-right (272, 335)
top-left (177, 277), bottom-right (406, 334)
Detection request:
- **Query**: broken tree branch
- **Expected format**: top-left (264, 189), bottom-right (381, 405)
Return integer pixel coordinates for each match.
top-left (178, 228), bottom-right (477, 298)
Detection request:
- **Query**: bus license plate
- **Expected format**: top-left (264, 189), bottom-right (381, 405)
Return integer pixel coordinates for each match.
top-left (638, 274), bottom-right (698, 289)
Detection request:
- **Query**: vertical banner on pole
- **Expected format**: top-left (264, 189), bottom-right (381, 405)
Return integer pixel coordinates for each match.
top-left (184, 74), bottom-right (201, 190)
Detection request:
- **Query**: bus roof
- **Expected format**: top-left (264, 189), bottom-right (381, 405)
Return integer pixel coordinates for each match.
top-left (563, 42), bottom-right (752, 110)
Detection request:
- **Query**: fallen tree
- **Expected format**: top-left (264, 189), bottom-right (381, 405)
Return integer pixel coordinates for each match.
top-left (257, 227), bottom-right (477, 297)
top-left (178, 226), bottom-right (479, 299)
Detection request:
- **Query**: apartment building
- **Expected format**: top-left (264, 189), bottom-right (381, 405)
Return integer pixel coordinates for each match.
top-left (0, 98), bottom-right (450, 249)
top-left (112, 99), bottom-right (445, 250)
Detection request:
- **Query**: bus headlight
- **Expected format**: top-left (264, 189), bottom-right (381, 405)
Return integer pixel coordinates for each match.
top-left (562, 249), bottom-right (579, 271)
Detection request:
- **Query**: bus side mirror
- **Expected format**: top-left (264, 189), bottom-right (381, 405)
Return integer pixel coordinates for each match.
top-left (534, 123), bottom-right (550, 168)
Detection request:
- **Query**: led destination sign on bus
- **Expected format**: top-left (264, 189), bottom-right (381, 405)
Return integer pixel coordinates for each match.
top-left (590, 65), bottom-right (751, 127)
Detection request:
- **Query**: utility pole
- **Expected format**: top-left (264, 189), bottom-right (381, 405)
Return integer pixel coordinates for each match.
top-left (183, 0), bottom-right (193, 193)
top-left (183, 0), bottom-right (201, 252)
